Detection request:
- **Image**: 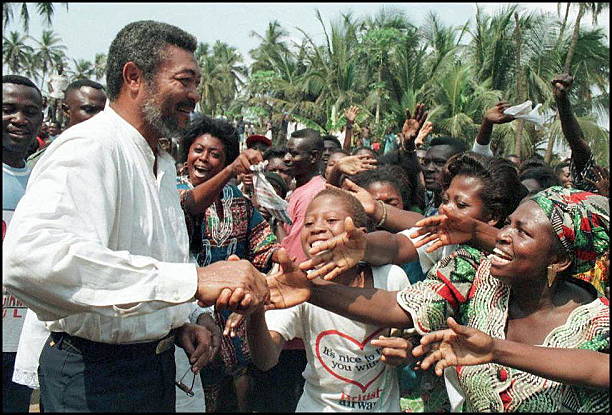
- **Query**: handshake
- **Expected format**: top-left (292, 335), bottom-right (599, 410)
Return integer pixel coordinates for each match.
top-left (195, 248), bottom-right (314, 314)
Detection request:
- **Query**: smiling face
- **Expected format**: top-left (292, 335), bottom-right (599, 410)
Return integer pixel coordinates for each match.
top-left (489, 200), bottom-right (562, 284)
top-left (440, 175), bottom-right (493, 223)
top-left (186, 134), bottom-right (226, 187)
top-left (2, 83), bottom-right (43, 159)
top-left (366, 181), bottom-right (403, 209)
top-left (301, 194), bottom-right (353, 258)
top-left (142, 45), bottom-right (201, 138)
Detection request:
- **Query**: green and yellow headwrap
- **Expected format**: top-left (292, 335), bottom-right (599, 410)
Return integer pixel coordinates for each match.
top-left (532, 186), bottom-right (609, 295)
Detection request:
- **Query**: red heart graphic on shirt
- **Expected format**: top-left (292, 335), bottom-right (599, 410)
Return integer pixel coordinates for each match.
top-left (315, 328), bottom-right (385, 393)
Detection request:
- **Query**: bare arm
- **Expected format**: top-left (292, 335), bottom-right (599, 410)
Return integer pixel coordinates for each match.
top-left (245, 308), bottom-right (286, 371)
top-left (343, 106), bottom-right (359, 151)
top-left (415, 317), bottom-right (609, 389)
top-left (364, 231), bottom-right (418, 266)
top-left (475, 101), bottom-right (514, 146)
top-left (309, 279), bottom-right (414, 328)
top-left (493, 340), bottom-right (609, 388)
top-left (552, 74), bottom-right (591, 172)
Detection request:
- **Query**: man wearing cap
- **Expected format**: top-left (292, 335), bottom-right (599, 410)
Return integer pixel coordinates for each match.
top-left (246, 134), bottom-right (272, 153)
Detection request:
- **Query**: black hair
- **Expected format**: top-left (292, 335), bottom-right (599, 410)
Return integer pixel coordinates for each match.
top-left (311, 188), bottom-right (372, 232)
top-left (520, 166), bottom-right (562, 192)
top-left (351, 146), bottom-right (378, 158)
top-left (441, 152), bottom-right (527, 227)
top-left (353, 165), bottom-right (413, 210)
top-left (106, 20), bottom-right (197, 101)
top-left (519, 156), bottom-right (547, 174)
top-left (322, 135), bottom-right (342, 149)
top-left (553, 161), bottom-right (570, 175)
top-left (329, 149), bottom-right (350, 158)
top-left (180, 115), bottom-right (239, 166)
top-left (263, 146), bottom-right (288, 161)
top-left (429, 136), bottom-right (468, 155)
top-left (2, 75), bottom-right (43, 101)
top-left (290, 128), bottom-right (323, 151)
top-left (65, 79), bottom-right (105, 95)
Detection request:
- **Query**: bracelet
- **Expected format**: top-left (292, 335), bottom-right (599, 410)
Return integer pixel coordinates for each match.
top-left (375, 200), bottom-right (387, 228)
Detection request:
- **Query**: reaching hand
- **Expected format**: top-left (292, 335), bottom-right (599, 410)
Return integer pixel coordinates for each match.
top-left (412, 317), bottom-right (495, 376)
top-left (409, 205), bottom-right (477, 253)
top-left (175, 323), bottom-right (217, 373)
top-left (414, 121), bottom-right (433, 148)
top-left (335, 154), bottom-right (378, 176)
top-left (344, 105), bottom-right (360, 124)
top-left (401, 103), bottom-right (428, 145)
top-left (299, 216), bottom-right (366, 280)
top-left (231, 149), bottom-right (263, 176)
top-left (551, 73), bottom-right (574, 100)
top-left (265, 248), bottom-right (312, 310)
top-left (484, 101), bottom-right (515, 125)
top-left (371, 335), bottom-right (417, 367)
top-left (223, 312), bottom-right (245, 337)
top-left (585, 165), bottom-right (609, 197)
top-left (339, 179), bottom-right (377, 216)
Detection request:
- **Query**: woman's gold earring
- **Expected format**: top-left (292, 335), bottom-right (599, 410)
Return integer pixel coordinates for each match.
top-left (546, 265), bottom-right (557, 288)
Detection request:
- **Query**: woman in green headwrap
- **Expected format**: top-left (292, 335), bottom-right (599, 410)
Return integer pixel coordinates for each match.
top-left (270, 186), bottom-right (609, 412)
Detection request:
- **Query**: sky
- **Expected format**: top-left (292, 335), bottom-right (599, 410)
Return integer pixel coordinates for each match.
top-left (5, 2), bottom-right (610, 74)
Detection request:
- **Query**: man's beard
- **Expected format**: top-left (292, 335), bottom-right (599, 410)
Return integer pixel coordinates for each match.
top-left (142, 84), bottom-right (183, 139)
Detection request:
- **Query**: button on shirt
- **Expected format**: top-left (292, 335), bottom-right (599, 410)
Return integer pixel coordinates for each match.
top-left (2, 104), bottom-right (198, 344)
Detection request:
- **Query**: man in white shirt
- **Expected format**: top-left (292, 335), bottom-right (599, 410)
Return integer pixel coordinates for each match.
top-left (2, 74), bottom-right (44, 413)
top-left (3, 20), bottom-right (269, 412)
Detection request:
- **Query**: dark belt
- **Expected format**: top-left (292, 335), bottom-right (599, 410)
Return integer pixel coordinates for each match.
top-left (49, 330), bottom-right (176, 357)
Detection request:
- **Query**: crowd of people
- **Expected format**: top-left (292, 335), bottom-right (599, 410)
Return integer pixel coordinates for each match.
top-left (2, 20), bottom-right (609, 413)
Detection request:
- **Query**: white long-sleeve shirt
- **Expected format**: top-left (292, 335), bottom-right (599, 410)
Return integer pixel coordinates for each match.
top-left (2, 104), bottom-right (198, 344)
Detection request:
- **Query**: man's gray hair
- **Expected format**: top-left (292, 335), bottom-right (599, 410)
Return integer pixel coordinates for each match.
top-left (105, 20), bottom-right (197, 101)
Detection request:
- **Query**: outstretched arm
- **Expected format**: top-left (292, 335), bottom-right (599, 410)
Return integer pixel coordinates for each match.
top-left (413, 317), bottom-right (609, 389)
top-left (309, 279), bottom-right (414, 328)
top-left (474, 101), bottom-right (514, 154)
top-left (245, 307), bottom-right (287, 371)
top-left (343, 106), bottom-right (359, 151)
top-left (552, 74), bottom-right (591, 172)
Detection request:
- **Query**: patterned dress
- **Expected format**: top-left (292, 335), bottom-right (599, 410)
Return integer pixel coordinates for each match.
top-left (177, 177), bottom-right (280, 410)
top-left (397, 246), bottom-right (609, 412)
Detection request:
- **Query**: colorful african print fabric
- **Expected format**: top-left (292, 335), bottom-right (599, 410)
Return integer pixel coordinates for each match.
top-left (177, 179), bottom-right (280, 402)
top-left (570, 153), bottom-right (600, 193)
top-left (532, 186), bottom-right (609, 295)
top-left (397, 246), bottom-right (610, 412)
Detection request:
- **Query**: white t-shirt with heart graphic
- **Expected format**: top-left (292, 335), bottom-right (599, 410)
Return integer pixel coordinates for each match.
top-left (265, 264), bottom-right (409, 412)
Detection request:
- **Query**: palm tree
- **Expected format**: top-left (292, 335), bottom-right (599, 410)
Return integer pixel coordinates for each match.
top-left (32, 29), bottom-right (67, 90)
top-left (3, 2), bottom-right (68, 33)
top-left (2, 31), bottom-right (34, 74)
top-left (93, 53), bottom-right (107, 82)
top-left (70, 58), bottom-right (95, 80)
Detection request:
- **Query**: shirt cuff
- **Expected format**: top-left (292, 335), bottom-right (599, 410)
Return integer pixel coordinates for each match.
top-left (471, 142), bottom-right (493, 157)
top-left (155, 262), bottom-right (198, 303)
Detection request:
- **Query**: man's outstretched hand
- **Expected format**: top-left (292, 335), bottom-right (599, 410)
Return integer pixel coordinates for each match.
top-left (551, 73), bottom-right (574, 100)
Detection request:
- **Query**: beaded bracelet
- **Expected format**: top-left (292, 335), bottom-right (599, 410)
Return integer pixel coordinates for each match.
top-left (376, 200), bottom-right (387, 228)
